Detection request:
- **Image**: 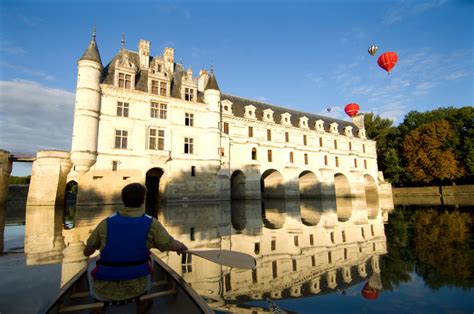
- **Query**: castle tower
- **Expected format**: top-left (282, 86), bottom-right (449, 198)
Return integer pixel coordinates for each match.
top-left (70, 28), bottom-right (103, 173)
top-left (204, 68), bottom-right (221, 156)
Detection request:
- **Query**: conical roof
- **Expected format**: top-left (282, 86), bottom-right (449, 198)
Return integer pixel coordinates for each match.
top-left (80, 34), bottom-right (102, 65)
top-left (205, 72), bottom-right (220, 91)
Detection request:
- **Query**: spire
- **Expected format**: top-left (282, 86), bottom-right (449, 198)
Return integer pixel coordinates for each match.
top-left (205, 66), bottom-right (220, 91)
top-left (121, 32), bottom-right (125, 49)
top-left (79, 26), bottom-right (102, 65)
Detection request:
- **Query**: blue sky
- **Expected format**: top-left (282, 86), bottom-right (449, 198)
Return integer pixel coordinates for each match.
top-left (1, 0), bottom-right (472, 175)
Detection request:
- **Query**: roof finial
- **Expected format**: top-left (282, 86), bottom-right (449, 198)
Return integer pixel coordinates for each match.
top-left (121, 33), bottom-right (125, 48)
top-left (210, 64), bottom-right (214, 75)
top-left (92, 25), bottom-right (96, 41)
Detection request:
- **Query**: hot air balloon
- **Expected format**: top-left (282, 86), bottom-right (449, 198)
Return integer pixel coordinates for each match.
top-left (326, 107), bottom-right (332, 112)
top-left (368, 44), bottom-right (378, 56)
top-left (377, 51), bottom-right (398, 73)
top-left (361, 282), bottom-right (379, 300)
top-left (344, 103), bottom-right (360, 117)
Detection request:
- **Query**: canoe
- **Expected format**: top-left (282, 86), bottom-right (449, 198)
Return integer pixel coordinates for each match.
top-left (40, 253), bottom-right (214, 313)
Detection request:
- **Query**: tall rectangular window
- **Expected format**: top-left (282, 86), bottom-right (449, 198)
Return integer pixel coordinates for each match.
top-left (364, 159), bottom-right (367, 169)
top-left (294, 235), bottom-right (299, 246)
top-left (324, 155), bottom-right (328, 165)
top-left (248, 126), bottom-right (253, 138)
top-left (181, 254), bottom-right (192, 273)
top-left (251, 148), bottom-right (257, 160)
top-left (310, 234), bottom-right (314, 246)
top-left (363, 144), bottom-right (366, 153)
top-left (268, 149), bottom-right (272, 162)
top-left (112, 161), bottom-right (118, 171)
top-left (272, 261), bottom-right (278, 278)
top-left (151, 80), bottom-right (159, 95)
top-left (304, 153), bottom-right (308, 165)
top-left (303, 135), bottom-right (307, 145)
top-left (267, 129), bottom-right (272, 141)
top-left (334, 139), bottom-right (338, 149)
top-left (114, 130), bottom-right (128, 149)
top-left (311, 255), bottom-right (316, 267)
top-left (271, 238), bottom-right (276, 251)
top-left (252, 269), bottom-right (258, 283)
top-left (184, 88), bottom-right (194, 101)
top-left (185, 113), bottom-right (194, 126)
top-left (292, 259), bottom-right (297, 271)
top-left (184, 138), bottom-right (194, 154)
top-left (160, 81), bottom-right (167, 96)
top-left (117, 101), bottom-right (129, 117)
top-left (151, 102), bottom-right (167, 119)
top-left (118, 72), bottom-right (131, 89)
top-left (149, 128), bottom-right (164, 150)
top-left (354, 158), bottom-right (358, 168)
top-left (335, 156), bottom-right (339, 167)
top-left (289, 152), bottom-right (294, 163)
top-left (319, 137), bottom-right (323, 147)
top-left (349, 142), bottom-right (352, 151)
top-left (223, 122), bottom-right (229, 134)
top-left (285, 132), bottom-right (289, 142)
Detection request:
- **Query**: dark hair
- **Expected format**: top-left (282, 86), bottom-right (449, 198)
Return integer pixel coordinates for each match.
top-left (122, 183), bottom-right (147, 207)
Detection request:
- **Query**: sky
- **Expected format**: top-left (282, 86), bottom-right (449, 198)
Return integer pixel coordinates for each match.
top-left (0, 0), bottom-right (472, 176)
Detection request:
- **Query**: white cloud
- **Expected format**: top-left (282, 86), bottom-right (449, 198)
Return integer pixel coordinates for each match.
top-left (256, 96), bottom-right (267, 102)
top-left (0, 40), bottom-right (26, 56)
top-left (416, 81), bottom-right (437, 90)
top-left (0, 61), bottom-right (54, 81)
top-left (0, 79), bottom-right (74, 154)
top-left (383, 0), bottom-right (447, 25)
top-left (444, 70), bottom-right (466, 80)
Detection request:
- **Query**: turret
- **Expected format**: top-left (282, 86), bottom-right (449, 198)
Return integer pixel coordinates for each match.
top-left (204, 67), bottom-right (221, 112)
top-left (70, 27), bottom-right (103, 173)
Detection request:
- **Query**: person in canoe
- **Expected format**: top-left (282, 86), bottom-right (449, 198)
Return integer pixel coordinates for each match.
top-left (83, 182), bottom-right (188, 306)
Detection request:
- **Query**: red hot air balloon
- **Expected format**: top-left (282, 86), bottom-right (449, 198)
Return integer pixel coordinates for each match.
top-left (377, 51), bottom-right (398, 73)
top-left (344, 103), bottom-right (360, 117)
top-left (361, 282), bottom-right (379, 300)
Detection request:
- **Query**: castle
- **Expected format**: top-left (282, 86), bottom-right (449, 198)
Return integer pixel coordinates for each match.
top-left (27, 30), bottom-right (393, 210)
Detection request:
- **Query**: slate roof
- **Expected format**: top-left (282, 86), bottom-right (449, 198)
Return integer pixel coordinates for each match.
top-left (221, 94), bottom-right (358, 134)
top-left (205, 73), bottom-right (220, 91)
top-left (80, 38), bottom-right (102, 65)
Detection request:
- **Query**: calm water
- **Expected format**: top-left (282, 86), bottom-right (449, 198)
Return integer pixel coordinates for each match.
top-left (1, 199), bottom-right (473, 313)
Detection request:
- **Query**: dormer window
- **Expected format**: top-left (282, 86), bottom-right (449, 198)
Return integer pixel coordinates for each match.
top-left (221, 100), bottom-right (233, 115)
top-left (184, 88), bottom-right (195, 101)
top-left (263, 109), bottom-right (274, 122)
top-left (150, 79), bottom-right (168, 96)
top-left (315, 119), bottom-right (324, 132)
top-left (299, 116), bottom-right (309, 129)
top-left (118, 72), bottom-right (132, 89)
top-left (245, 105), bottom-right (257, 119)
top-left (330, 122), bottom-right (339, 134)
top-left (281, 113), bottom-right (292, 126)
top-left (358, 129), bottom-right (366, 139)
top-left (344, 126), bottom-right (353, 137)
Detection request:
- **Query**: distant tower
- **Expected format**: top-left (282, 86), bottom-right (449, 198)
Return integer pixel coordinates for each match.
top-left (204, 67), bottom-right (221, 158)
top-left (71, 27), bottom-right (103, 173)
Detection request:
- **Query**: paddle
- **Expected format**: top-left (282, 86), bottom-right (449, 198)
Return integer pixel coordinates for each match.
top-left (185, 250), bottom-right (256, 269)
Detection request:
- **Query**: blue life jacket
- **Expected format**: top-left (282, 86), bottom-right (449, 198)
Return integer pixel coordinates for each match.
top-left (92, 212), bottom-right (153, 281)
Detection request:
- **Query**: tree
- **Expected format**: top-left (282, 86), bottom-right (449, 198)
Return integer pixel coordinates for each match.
top-left (403, 120), bottom-right (464, 184)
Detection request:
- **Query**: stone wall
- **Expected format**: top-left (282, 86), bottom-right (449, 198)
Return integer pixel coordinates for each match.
top-left (393, 185), bottom-right (474, 206)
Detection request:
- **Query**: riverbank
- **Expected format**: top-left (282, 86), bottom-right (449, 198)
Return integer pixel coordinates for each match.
top-left (393, 185), bottom-right (474, 206)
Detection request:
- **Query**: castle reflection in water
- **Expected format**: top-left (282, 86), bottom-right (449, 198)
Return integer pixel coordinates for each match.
top-left (24, 196), bottom-right (390, 312)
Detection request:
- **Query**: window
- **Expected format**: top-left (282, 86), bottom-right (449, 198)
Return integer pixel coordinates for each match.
top-left (335, 156), bottom-right (339, 167)
top-left (285, 132), bottom-right (289, 142)
top-left (294, 235), bottom-right (299, 246)
top-left (251, 148), bottom-right (257, 160)
top-left (223, 122), bottom-right (229, 134)
top-left (271, 238), bottom-right (276, 251)
top-left (252, 269), bottom-right (258, 283)
top-left (363, 144), bottom-right (366, 153)
top-left (344, 248), bottom-right (348, 260)
top-left (272, 261), bottom-right (278, 278)
top-left (289, 152), bottom-right (294, 163)
top-left (184, 87), bottom-right (194, 101)
top-left (117, 102), bottom-right (129, 117)
top-left (248, 126), bottom-right (253, 138)
top-left (185, 113), bottom-right (194, 126)
top-left (151, 80), bottom-right (159, 95)
top-left (151, 102), bottom-right (167, 119)
top-left (324, 155), bottom-right (328, 165)
top-left (342, 230), bottom-right (346, 242)
top-left (349, 142), bottom-right (352, 151)
top-left (254, 243), bottom-right (260, 255)
top-left (361, 227), bottom-right (365, 239)
top-left (225, 273), bottom-right (231, 292)
top-left (304, 153), bottom-right (308, 165)
top-left (112, 161), bottom-right (118, 171)
top-left (292, 259), bottom-right (297, 271)
top-left (354, 158), bottom-right (358, 168)
top-left (334, 139), bottom-right (338, 149)
top-left (303, 135), bottom-right (307, 145)
top-left (181, 254), bottom-right (192, 273)
top-left (268, 149), bottom-right (272, 162)
top-left (330, 232), bottom-right (334, 243)
top-left (328, 252), bottom-right (332, 264)
top-left (310, 234), bottom-right (314, 246)
top-left (267, 129), bottom-right (272, 141)
top-left (151, 80), bottom-right (167, 96)
top-left (118, 72), bottom-right (132, 89)
top-left (319, 137), bottom-right (323, 147)
top-left (190, 228), bottom-right (195, 241)
top-left (191, 166), bottom-right (196, 177)
top-left (311, 255), bottom-right (316, 267)
top-left (114, 130), bottom-right (128, 149)
top-left (184, 138), bottom-right (194, 154)
top-left (364, 159), bottom-right (367, 169)
top-left (160, 81), bottom-right (167, 96)
top-left (149, 128), bottom-right (164, 150)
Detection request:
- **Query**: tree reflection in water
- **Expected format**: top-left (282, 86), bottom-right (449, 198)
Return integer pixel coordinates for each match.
top-left (381, 206), bottom-right (474, 291)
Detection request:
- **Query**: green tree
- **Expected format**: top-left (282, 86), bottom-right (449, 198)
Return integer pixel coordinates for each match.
top-left (403, 120), bottom-right (464, 184)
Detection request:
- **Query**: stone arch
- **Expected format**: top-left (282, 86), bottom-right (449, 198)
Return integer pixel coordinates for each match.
top-left (261, 169), bottom-right (285, 199)
top-left (231, 170), bottom-right (246, 200)
top-left (364, 174), bottom-right (379, 219)
top-left (145, 168), bottom-right (164, 217)
top-left (298, 170), bottom-right (320, 198)
top-left (334, 173), bottom-right (351, 198)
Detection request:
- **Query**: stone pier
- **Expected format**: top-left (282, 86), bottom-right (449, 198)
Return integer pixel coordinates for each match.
top-left (0, 150), bottom-right (12, 253)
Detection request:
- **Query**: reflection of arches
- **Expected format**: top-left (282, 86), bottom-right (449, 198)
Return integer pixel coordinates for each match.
top-left (231, 171), bottom-right (246, 200)
top-left (336, 197), bottom-right (352, 222)
top-left (261, 169), bottom-right (285, 199)
top-left (334, 173), bottom-right (351, 198)
top-left (364, 175), bottom-right (379, 219)
top-left (298, 171), bottom-right (320, 198)
top-left (146, 168), bottom-right (164, 217)
top-left (262, 200), bottom-right (285, 229)
top-left (231, 201), bottom-right (246, 231)
top-left (300, 200), bottom-right (322, 226)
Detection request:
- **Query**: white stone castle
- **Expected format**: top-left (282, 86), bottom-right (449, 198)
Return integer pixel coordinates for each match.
top-left (27, 30), bottom-right (392, 208)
